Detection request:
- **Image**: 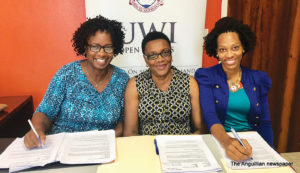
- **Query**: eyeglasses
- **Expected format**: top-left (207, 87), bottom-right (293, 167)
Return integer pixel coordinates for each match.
top-left (88, 44), bottom-right (114, 54)
top-left (144, 49), bottom-right (173, 60)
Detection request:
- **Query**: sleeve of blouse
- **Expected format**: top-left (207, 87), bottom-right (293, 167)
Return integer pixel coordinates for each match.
top-left (194, 68), bottom-right (222, 131)
top-left (117, 72), bottom-right (130, 122)
top-left (257, 71), bottom-right (273, 146)
top-left (35, 67), bottom-right (67, 122)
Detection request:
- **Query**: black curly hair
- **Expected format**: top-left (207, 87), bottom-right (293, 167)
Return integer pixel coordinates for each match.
top-left (72, 15), bottom-right (125, 57)
top-left (141, 31), bottom-right (171, 54)
top-left (204, 17), bottom-right (256, 59)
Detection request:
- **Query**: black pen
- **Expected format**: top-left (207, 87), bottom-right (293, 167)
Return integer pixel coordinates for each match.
top-left (154, 139), bottom-right (159, 155)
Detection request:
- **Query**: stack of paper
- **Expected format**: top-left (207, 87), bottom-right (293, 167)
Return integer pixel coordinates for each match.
top-left (0, 130), bottom-right (116, 172)
top-left (155, 135), bottom-right (221, 173)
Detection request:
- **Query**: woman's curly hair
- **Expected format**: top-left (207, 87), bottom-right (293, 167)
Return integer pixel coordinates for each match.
top-left (72, 15), bottom-right (125, 57)
top-left (204, 17), bottom-right (256, 59)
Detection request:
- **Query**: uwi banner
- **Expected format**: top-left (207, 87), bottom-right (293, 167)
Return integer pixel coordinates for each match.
top-left (85, 0), bottom-right (227, 77)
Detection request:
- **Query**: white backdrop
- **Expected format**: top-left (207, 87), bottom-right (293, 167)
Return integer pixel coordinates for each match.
top-left (85, 0), bottom-right (207, 77)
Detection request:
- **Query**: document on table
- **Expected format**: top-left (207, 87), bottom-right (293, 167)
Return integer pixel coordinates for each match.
top-left (0, 130), bottom-right (116, 172)
top-left (213, 131), bottom-right (289, 169)
top-left (0, 133), bottom-right (64, 172)
top-left (156, 135), bottom-right (221, 173)
top-left (58, 130), bottom-right (116, 164)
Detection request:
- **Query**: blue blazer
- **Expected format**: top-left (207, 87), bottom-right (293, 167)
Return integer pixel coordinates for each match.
top-left (195, 64), bottom-right (273, 147)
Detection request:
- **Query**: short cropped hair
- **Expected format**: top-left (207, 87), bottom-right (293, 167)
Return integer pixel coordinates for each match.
top-left (72, 15), bottom-right (125, 57)
top-left (141, 31), bottom-right (171, 54)
top-left (204, 17), bottom-right (256, 59)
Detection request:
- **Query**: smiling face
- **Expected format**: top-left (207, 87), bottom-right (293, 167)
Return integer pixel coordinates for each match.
top-left (217, 32), bottom-right (244, 71)
top-left (85, 30), bottom-right (114, 70)
top-left (144, 39), bottom-right (172, 78)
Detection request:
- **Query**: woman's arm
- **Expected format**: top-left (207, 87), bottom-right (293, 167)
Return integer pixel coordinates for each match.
top-left (24, 112), bottom-right (52, 148)
top-left (194, 68), bottom-right (222, 130)
top-left (256, 71), bottom-right (273, 146)
top-left (189, 76), bottom-right (207, 134)
top-left (114, 121), bottom-right (123, 137)
top-left (123, 78), bottom-right (139, 136)
top-left (23, 65), bottom-right (70, 148)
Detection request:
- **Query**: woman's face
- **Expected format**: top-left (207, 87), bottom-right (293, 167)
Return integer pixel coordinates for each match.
top-left (217, 32), bottom-right (244, 71)
top-left (144, 39), bottom-right (172, 78)
top-left (85, 30), bottom-right (114, 70)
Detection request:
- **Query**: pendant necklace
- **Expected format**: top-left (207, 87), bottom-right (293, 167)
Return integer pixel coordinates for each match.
top-left (84, 61), bottom-right (110, 89)
top-left (227, 69), bottom-right (243, 92)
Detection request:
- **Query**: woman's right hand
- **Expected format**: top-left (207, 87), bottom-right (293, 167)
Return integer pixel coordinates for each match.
top-left (24, 129), bottom-right (46, 149)
top-left (211, 124), bottom-right (253, 161)
top-left (24, 113), bottom-right (52, 149)
top-left (223, 137), bottom-right (253, 161)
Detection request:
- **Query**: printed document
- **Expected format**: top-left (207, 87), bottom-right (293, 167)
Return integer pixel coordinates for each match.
top-left (213, 131), bottom-right (289, 169)
top-left (156, 135), bottom-right (221, 173)
top-left (0, 130), bottom-right (116, 172)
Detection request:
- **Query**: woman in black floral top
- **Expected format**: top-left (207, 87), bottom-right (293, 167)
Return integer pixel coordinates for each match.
top-left (123, 31), bottom-right (205, 136)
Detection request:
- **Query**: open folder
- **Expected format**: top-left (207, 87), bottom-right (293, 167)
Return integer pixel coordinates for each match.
top-left (0, 130), bottom-right (116, 172)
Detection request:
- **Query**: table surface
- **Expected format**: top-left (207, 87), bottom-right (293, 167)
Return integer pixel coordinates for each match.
top-left (281, 152), bottom-right (300, 173)
top-left (0, 137), bottom-right (299, 173)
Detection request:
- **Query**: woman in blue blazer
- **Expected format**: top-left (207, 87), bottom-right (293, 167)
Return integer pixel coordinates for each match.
top-left (195, 17), bottom-right (273, 161)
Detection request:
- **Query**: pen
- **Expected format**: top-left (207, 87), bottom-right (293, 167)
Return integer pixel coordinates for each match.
top-left (154, 139), bottom-right (159, 155)
top-left (230, 127), bottom-right (253, 160)
top-left (28, 119), bottom-right (43, 147)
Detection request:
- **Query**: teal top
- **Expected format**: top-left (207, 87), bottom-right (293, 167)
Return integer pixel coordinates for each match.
top-left (224, 88), bottom-right (252, 132)
top-left (36, 60), bottom-right (130, 134)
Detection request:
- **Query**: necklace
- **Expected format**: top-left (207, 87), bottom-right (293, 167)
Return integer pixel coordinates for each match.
top-left (84, 61), bottom-right (111, 88)
top-left (227, 69), bottom-right (243, 92)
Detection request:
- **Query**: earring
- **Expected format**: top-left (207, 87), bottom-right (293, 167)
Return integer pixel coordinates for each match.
top-left (83, 52), bottom-right (87, 57)
top-left (242, 50), bottom-right (245, 54)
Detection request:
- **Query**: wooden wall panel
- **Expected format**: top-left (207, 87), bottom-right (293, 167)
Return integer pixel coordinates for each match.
top-left (287, 1), bottom-right (300, 152)
top-left (288, 62), bottom-right (300, 152)
top-left (228, 0), bottom-right (300, 152)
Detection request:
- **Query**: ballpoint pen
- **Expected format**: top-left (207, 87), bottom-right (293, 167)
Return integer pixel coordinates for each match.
top-left (28, 119), bottom-right (43, 147)
top-left (230, 127), bottom-right (253, 160)
top-left (154, 139), bottom-right (159, 155)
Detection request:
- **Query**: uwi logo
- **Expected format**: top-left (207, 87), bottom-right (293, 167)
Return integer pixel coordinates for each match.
top-left (129, 0), bottom-right (163, 13)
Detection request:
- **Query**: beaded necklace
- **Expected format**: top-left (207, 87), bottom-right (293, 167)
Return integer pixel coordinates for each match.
top-left (227, 69), bottom-right (243, 92)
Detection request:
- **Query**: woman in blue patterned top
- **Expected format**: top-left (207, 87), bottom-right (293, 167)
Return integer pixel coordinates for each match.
top-left (24, 15), bottom-right (129, 149)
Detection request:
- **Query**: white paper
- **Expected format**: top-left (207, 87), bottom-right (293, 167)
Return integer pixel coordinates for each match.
top-left (213, 131), bottom-right (289, 169)
top-left (0, 133), bottom-right (65, 172)
top-left (0, 130), bottom-right (116, 172)
top-left (59, 130), bottom-right (116, 164)
top-left (156, 135), bottom-right (221, 173)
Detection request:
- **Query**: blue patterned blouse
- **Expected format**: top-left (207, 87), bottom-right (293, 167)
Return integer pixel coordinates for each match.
top-left (35, 60), bottom-right (129, 134)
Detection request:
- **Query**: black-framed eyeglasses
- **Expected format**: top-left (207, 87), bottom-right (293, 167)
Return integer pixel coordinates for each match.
top-left (88, 44), bottom-right (114, 54)
top-left (143, 49), bottom-right (173, 60)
